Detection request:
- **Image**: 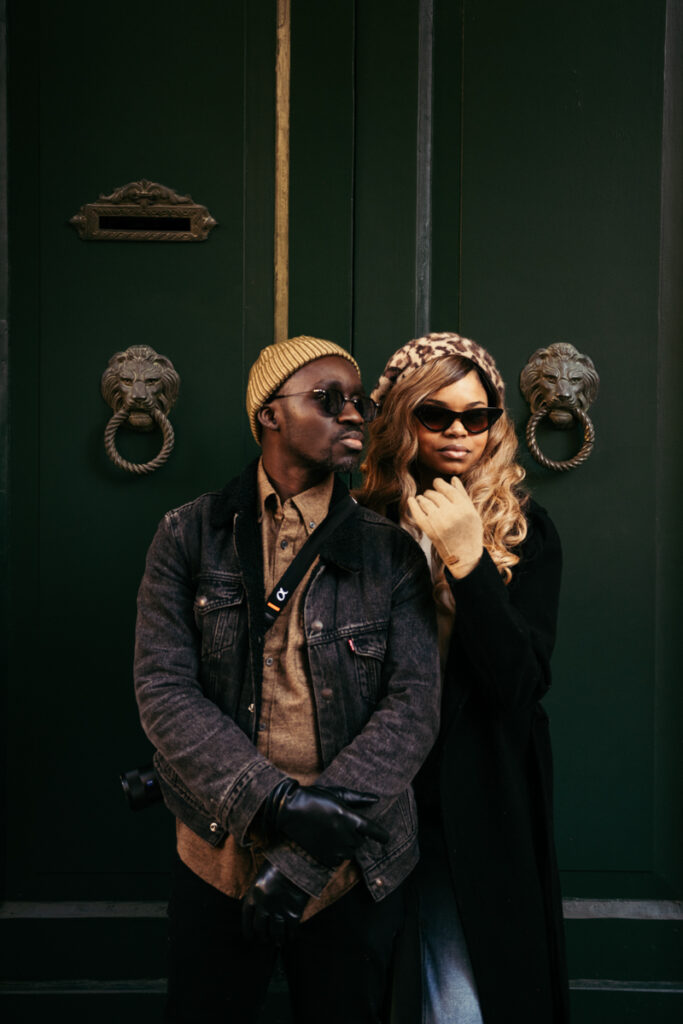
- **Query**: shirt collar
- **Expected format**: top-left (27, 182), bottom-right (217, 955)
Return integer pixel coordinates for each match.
top-left (256, 458), bottom-right (334, 534)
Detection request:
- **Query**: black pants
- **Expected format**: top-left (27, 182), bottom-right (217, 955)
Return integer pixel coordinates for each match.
top-left (166, 856), bottom-right (405, 1024)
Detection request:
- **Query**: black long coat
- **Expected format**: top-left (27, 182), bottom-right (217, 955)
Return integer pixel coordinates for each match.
top-left (411, 500), bottom-right (570, 1024)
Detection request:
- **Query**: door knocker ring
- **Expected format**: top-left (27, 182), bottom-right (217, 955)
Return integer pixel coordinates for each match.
top-left (520, 343), bottom-right (599, 472)
top-left (525, 403), bottom-right (595, 472)
top-left (101, 345), bottom-right (180, 475)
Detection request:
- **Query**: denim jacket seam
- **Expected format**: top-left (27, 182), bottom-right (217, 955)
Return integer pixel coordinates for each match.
top-left (218, 758), bottom-right (282, 820)
top-left (390, 547), bottom-right (424, 595)
top-left (361, 831), bottom-right (415, 872)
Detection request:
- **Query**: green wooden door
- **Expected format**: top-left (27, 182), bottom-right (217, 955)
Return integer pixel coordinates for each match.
top-left (3, 0), bottom-right (276, 1017)
top-left (3, 0), bottom-right (681, 1020)
top-left (288, 1), bottom-right (683, 1019)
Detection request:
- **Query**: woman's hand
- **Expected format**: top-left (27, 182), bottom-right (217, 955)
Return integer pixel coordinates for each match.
top-left (407, 476), bottom-right (484, 579)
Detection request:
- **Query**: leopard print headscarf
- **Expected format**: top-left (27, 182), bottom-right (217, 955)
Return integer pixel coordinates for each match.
top-left (371, 332), bottom-right (505, 406)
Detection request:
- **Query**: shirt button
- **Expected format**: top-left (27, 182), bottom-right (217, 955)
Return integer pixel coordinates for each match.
top-left (258, 723), bottom-right (267, 732)
top-left (309, 520), bottom-right (316, 529)
top-left (265, 657), bottom-right (273, 666)
top-left (311, 619), bottom-right (323, 632)
top-left (280, 539), bottom-right (288, 549)
top-left (209, 822), bottom-right (219, 833)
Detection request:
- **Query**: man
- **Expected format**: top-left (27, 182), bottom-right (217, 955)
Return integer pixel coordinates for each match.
top-left (134, 336), bottom-right (440, 1023)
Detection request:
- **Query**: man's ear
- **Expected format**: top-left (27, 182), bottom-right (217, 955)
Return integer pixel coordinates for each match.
top-left (257, 404), bottom-right (279, 433)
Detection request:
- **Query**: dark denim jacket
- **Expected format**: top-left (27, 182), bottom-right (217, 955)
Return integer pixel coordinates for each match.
top-left (134, 461), bottom-right (440, 900)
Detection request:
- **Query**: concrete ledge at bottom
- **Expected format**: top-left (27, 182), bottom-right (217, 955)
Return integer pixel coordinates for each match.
top-left (1, 979), bottom-right (682, 1024)
top-left (569, 986), bottom-right (683, 1024)
top-left (1, 898), bottom-right (681, 921)
top-left (0, 981), bottom-right (293, 1024)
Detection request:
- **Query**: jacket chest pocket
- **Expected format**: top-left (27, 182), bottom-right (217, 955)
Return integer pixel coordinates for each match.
top-left (194, 576), bottom-right (244, 658)
top-left (349, 632), bottom-right (387, 703)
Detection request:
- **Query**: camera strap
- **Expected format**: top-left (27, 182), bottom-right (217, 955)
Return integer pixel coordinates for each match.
top-left (264, 493), bottom-right (357, 628)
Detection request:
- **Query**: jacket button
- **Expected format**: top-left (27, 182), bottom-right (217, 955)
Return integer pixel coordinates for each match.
top-left (311, 619), bottom-right (323, 632)
top-left (321, 687), bottom-right (333, 700)
top-left (248, 703), bottom-right (255, 713)
top-left (197, 596), bottom-right (208, 607)
top-left (209, 822), bottom-right (219, 833)
top-left (374, 878), bottom-right (383, 888)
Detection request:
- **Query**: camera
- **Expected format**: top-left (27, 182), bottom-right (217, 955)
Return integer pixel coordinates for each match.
top-left (120, 763), bottom-right (163, 811)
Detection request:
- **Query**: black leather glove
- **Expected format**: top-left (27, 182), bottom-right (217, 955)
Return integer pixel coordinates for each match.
top-left (242, 861), bottom-right (310, 945)
top-left (260, 779), bottom-right (389, 868)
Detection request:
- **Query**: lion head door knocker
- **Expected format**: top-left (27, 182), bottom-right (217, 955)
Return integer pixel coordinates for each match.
top-left (101, 346), bottom-right (180, 475)
top-left (519, 343), bottom-right (599, 472)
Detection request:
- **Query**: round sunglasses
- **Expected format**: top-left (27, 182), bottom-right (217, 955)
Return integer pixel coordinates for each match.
top-left (270, 388), bottom-right (379, 423)
top-left (414, 403), bottom-right (503, 435)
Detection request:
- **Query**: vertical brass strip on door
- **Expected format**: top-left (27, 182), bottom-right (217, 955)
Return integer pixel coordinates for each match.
top-left (274, 0), bottom-right (291, 343)
top-left (457, 0), bottom-right (466, 330)
top-left (415, 0), bottom-right (434, 336)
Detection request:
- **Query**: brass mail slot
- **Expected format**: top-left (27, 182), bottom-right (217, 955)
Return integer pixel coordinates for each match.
top-left (70, 180), bottom-right (217, 242)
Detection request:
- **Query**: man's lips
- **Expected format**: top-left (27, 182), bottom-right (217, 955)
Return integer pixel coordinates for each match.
top-left (338, 432), bottom-right (364, 451)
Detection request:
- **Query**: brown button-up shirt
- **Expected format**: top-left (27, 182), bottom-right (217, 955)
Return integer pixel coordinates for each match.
top-left (177, 460), bottom-right (359, 917)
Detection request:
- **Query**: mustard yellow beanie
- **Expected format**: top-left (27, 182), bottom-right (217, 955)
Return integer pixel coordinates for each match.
top-left (246, 336), bottom-right (361, 443)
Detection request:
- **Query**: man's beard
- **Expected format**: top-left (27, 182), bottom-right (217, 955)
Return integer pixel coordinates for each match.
top-left (303, 448), bottom-right (360, 476)
top-left (330, 452), bottom-right (360, 474)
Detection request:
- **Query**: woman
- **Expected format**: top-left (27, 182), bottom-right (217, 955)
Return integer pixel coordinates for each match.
top-left (358, 333), bottom-right (570, 1024)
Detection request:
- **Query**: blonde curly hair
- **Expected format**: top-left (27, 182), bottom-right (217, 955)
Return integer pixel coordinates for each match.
top-left (358, 353), bottom-right (528, 584)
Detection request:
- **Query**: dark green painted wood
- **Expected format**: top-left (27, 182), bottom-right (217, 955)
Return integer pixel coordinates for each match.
top-left (569, 990), bottom-right (683, 1024)
top-left (0, 990), bottom-right (293, 1024)
top-left (289, 0), bottom-right (423, 384)
top-left (654, 0), bottom-right (683, 896)
top-left (352, 0), bottom-right (421, 388)
top-left (430, 0), bottom-right (464, 331)
top-left (242, 0), bottom-right (277, 466)
top-left (0, 994), bottom-right (167, 1024)
top-left (565, 918), bottom-right (683, 982)
top-left (0, 0), bottom-right (8, 898)
top-left (5, 0), bottom-right (274, 900)
top-left (6, 0), bottom-right (51, 903)
top-left (1, 918), bottom-right (167, 981)
top-left (289, 0), bottom-right (356, 349)
top-left (455, 0), bottom-right (669, 886)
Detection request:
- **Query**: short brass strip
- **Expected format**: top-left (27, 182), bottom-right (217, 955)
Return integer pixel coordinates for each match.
top-left (274, 0), bottom-right (291, 343)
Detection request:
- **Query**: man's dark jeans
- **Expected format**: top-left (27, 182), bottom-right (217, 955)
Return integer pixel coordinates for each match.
top-left (166, 856), bottom-right (405, 1024)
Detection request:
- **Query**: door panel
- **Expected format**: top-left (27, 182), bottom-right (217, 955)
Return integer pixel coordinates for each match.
top-left (6, 0), bottom-right (270, 900)
top-left (289, 0), bottom-right (355, 344)
top-left (456, 0), bottom-right (667, 886)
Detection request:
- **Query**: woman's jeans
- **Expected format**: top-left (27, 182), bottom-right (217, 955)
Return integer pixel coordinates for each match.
top-left (166, 855), bottom-right (404, 1024)
top-left (392, 825), bottom-right (483, 1024)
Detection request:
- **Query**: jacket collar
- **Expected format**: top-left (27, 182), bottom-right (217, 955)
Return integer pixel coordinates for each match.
top-left (209, 458), bottom-right (260, 529)
top-left (209, 459), bottom-right (363, 573)
top-left (317, 475), bottom-right (363, 573)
